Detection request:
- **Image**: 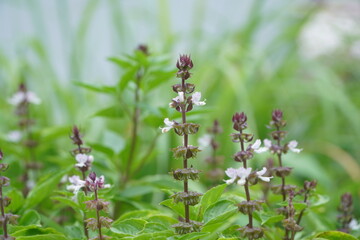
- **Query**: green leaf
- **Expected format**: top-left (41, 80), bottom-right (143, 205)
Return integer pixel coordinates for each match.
top-left (200, 184), bottom-right (227, 214)
top-left (16, 235), bottom-right (68, 240)
top-left (315, 231), bottom-right (358, 240)
top-left (19, 210), bottom-right (41, 226)
top-left (108, 56), bottom-right (135, 69)
top-left (110, 219), bottom-right (146, 235)
top-left (51, 196), bottom-right (80, 212)
top-left (24, 168), bottom-right (71, 210)
top-left (177, 232), bottom-right (211, 240)
top-left (6, 189), bottom-right (25, 212)
top-left (10, 225), bottom-right (64, 237)
top-left (117, 210), bottom-right (159, 222)
top-left (259, 212), bottom-right (284, 226)
top-left (311, 194), bottom-right (330, 208)
top-left (74, 81), bottom-right (116, 94)
top-left (140, 222), bottom-right (168, 233)
top-left (160, 199), bottom-right (200, 219)
top-left (118, 67), bottom-right (137, 91)
top-left (91, 105), bottom-right (125, 119)
top-left (203, 200), bottom-right (237, 223)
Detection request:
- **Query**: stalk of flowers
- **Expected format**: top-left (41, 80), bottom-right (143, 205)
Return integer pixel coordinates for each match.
top-left (198, 120), bottom-right (224, 186)
top-left (225, 112), bottom-right (273, 239)
top-left (0, 150), bottom-right (19, 240)
top-left (261, 110), bottom-right (302, 239)
top-left (282, 190), bottom-right (303, 240)
top-left (67, 126), bottom-right (94, 239)
top-left (161, 55), bottom-right (204, 234)
top-left (7, 83), bottom-right (41, 196)
top-left (337, 193), bottom-right (360, 233)
top-left (84, 172), bottom-right (112, 240)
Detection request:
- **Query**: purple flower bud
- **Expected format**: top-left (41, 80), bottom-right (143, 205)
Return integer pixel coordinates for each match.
top-left (272, 109), bottom-right (283, 122)
top-left (176, 55), bottom-right (193, 71)
top-left (232, 112), bottom-right (248, 131)
top-left (19, 82), bottom-right (27, 92)
top-left (137, 44), bottom-right (149, 56)
top-left (0, 149), bottom-right (3, 160)
top-left (89, 172), bottom-right (97, 181)
top-left (71, 125), bottom-right (83, 146)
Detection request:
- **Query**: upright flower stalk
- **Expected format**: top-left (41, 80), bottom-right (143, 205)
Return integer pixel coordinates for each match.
top-left (161, 55), bottom-right (204, 234)
top-left (337, 193), bottom-right (359, 233)
top-left (8, 83), bottom-right (41, 196)
top-left (84, 172), bottom-right (112, 240)
top-left (0, 150), bottom-right (19, 240)
top-left (262, 110), bottom-right (303, 239)
top-left (225, 112), bottom-right (272, 239)
top-left (67, 126), bottom-right (94, 239)
top-left (200, 120), bottom-right (224, 186)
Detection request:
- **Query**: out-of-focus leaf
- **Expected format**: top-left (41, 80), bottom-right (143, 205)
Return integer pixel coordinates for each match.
top-left (315, 231), bottom-right (358, 240)
top-left (6, 189), bottom-right (25, 212)
top-left (177, 232), bottom-right (211, 240)
top-left (24, 167), bottom-right (71, 210)
top-left (200, 184), bottom-right (227, 215)
top-left (110, 219), bottom-right (146, 235)
top-left (19, 210), bottom-right (41, 226)
top-left (91, 105), bottom-right (124, 119)
top-left (74, 81), bottom-right (116, 94)
top-left (108, 56), bottom-right (135, 69)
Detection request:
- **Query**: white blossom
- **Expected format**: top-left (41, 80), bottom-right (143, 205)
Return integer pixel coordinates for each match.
top-left (349, 219), bottom-right (360, 231)
top-left (256, 167), bottom-right (273, 182)
top-left (174, 92), bottom-right (185, 103)
top-left (75, 153), bottom-right (93, 168)
top-left (7, 130), bottom-right (23, 143)
top-left (237, 167), bottom-right (252, 186)
top-left (191, 92), bottom-right (206, 106)
top-left (67, 175), bottom-right (86, 195)
top-left (224, 168), bottom-right (238, 185)
top-left (8, 91), bottom-right (41, 105)
top-left (224, 167), bottom-right (252, 186)
top-left (198, 134), bottom-right (212, 149)
top-left (251, 139), bottom-right (268, 153)
top-left (160, 118), bottom-right (175, 133)
top-left (287, 140), bottom-right (302, 153)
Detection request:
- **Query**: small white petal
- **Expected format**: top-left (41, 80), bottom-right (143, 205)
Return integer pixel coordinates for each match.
top-left (164, 118), bottom-right (174, 127)
top-left (26, 92), bottom-right (41, 104)
top-left (251, 139), bottom-right (261, 150)
top-left (264, 139), bottom-right (272, 148)
top-left (237, 167), bottom-right (252, 179)
top-left (225, 168), bottom-right (238, 179)
top-left (192, 92), bottom-right (206, 106)
top-left (198, 134), bottom-right (212, 148)
top-left (254, 147), bottom-right (268, 153)
top-left (88, 155), bottom-right (94, 163)
top-left (258, 176), bottom-right (273, 182)
top-left (288, 140), bottom-right (303, 153)
top-left (349, 219), bottom-right (360, 230)
top-left (160, 126), bottom-right (172, 133)
top-left (8, 92), bottom-right (26, 105)
top-left (225, 179), bottom-right (235, 185)
top-left (7, 131), bottom-right (23, 142)
top-left (256, 167), bottom-right (267, 176)
top-left (237, 178), bottom-right (246, 186)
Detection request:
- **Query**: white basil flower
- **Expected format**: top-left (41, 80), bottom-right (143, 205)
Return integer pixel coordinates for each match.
top-left (237, 167), bottom-right (252, 186)
top-left (224, 168), bottom-right (238, 185)
top-left (160, 118), bottom-right (175, 133)
top-left (251, 139), bottom-right (268, 153)
top-left (7, 130), bottom-right (23, 143)
top-left (256, 167), bottom-right (273, 182)
top-left (75, 154), bottom-right (90, 168)
top-left (67, 175), bottom-right (86, 195)
top-left (349, 219), bottom-right (360, 230)
top-left (191, 92), bottom-right (206, 106)
top-left (287, 140), bottom-right (302, 153)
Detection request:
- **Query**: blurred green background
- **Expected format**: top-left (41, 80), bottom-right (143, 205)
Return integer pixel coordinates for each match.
top-left (0, 0), bottom-right (359, 227)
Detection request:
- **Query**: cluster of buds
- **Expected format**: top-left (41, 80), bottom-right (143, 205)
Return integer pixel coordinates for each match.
top-left (198, 120), bottom-right (225, 184)
top-left (84, 172), bottom-right (112, 240)
top-left (7, 83), bottom-right (41, 195)
top-left (161, 55), bottom-right (204, 234)
top-left (0, 150), bottom-right (19, 240)
top-left (225, 112), bottom-right (272, 239)
top-left (337, 193), bottom-right (360, 233)
top-left (67, 126), bottom-right (94, 197)
top-left (262, 110), bottom-right (302, 200)
top-left (282, 191), bottom-right (303, 234)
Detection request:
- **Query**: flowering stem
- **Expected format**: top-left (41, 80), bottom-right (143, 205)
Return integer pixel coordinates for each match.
top-left (124, 70), bottom-right (142, 184)
top-left (94, 188), bottom-right (102, 240)
top-left (77, 144), bottom-right (89, 239)
top-left (181, 78), bottom-right (190, 223)
top-left (239, 129), bottom-right (253, 229)
top-left (0, 185), bottom-right (8, 239)
top-left (296, 190), bottom-right (309, 225)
